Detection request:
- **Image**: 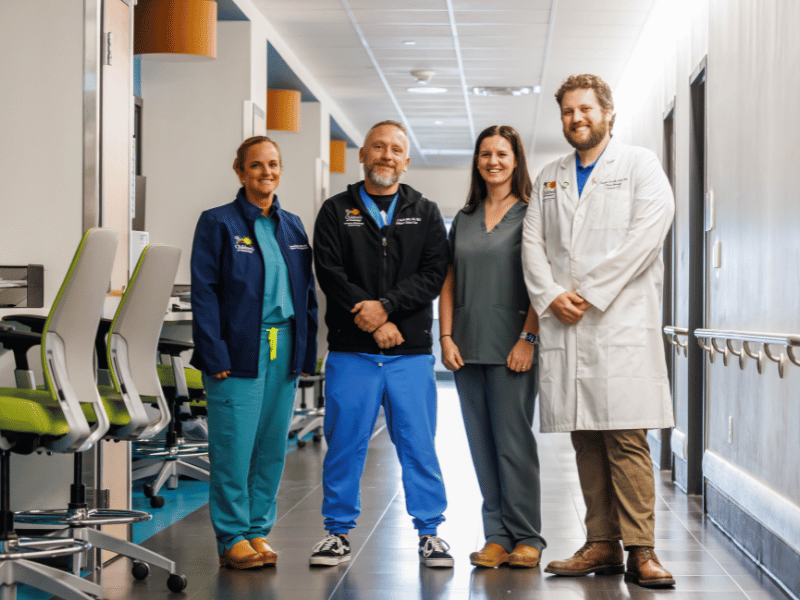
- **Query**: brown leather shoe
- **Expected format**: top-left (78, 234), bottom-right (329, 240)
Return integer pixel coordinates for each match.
top-left (509, 544), bottom-right (541, 568)
top-left (249, 537), bottom-right (278, 566)
top-left (625, 546), bottom-right (675, 587)
top-left (544, 541), bottom-right (624, 576)
top-left (469, 542), bottom-right (510, 568)
top-left (219, 539), bottom-right (266, 569)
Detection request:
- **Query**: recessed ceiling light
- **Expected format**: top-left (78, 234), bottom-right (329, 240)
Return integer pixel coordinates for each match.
top-left (403, 40), bottom-right (416, 46)
top-left (471, 86), bottom-right (538, 97)
top-left (434, 120), bottom-right (444, 125)
top-left (407, 86), bottom-right (447, 94)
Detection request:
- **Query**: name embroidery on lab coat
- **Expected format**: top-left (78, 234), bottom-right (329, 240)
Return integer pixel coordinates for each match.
top-left (601, 178), bottom-right (628, 190)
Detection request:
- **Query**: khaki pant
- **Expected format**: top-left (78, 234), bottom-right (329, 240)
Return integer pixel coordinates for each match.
top-left (570, 429), bottom-right (655, 548)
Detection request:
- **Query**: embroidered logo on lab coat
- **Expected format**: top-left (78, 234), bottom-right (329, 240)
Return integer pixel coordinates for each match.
top-left (234, 236), bottom-right (255, 253)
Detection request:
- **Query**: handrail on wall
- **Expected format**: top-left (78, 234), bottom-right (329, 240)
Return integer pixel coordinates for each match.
top-left (663, 325), bottom-right (689, 357)
top-left (694, 328), bottom-right (800, 378)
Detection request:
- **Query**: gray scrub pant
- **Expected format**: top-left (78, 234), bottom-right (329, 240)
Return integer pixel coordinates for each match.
top-left (454, 358), bottom-right (546, 553)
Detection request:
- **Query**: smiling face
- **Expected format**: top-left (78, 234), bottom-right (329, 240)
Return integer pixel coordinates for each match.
top-left (560, 87), bottom-right (611, 152)
top-left (359, 124), bottom-right (410, 192)
top-left (236, 141), bottom-right (282, 204)
top-left (477, 135), bottom-right (517, 189)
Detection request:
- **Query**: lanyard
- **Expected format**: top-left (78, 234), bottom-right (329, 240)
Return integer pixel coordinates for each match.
top-left (359, 185), bottom-right (398, 228)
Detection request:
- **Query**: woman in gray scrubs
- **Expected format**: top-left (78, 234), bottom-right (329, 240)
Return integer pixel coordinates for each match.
top-left (439, 125), bottom-right (545, 568)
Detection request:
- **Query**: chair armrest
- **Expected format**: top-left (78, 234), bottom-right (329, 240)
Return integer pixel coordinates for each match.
top-left (1, 314), bottom-right (47, 333)
top-left (158, 338), bottom-right (195, 356)
top-left (0, 328), bottom-right (42, 370)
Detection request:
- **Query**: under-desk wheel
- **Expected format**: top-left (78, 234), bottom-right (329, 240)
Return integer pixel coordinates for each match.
top-left (150, 495), bottom-right (165, 509)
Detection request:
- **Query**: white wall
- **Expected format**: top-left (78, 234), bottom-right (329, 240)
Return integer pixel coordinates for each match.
top-left (0, 2), bottom-right (85, 305)
top-left (142, 22), bottom-right (253, 284)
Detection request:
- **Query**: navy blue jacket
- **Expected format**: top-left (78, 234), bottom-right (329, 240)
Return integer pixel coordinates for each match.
top-left (190, 190), bottom-right (318, 378)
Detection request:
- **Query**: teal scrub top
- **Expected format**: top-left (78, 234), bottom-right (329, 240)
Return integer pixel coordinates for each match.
top-left (255, 213), bottom-right (295, 325)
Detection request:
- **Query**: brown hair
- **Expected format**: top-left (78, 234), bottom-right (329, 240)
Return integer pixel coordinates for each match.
top-left (464, 125), bottom-right (532, 214)
top-left (555, 74), bottom-right (615, 130)
top-left (233, 136), bottom-right (282, 172)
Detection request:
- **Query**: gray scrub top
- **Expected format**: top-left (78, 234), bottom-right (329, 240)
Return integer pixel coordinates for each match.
top-left (449, 201), bottom-right (530, 364)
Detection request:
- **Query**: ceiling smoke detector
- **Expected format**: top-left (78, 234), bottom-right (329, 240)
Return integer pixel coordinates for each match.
top-left (471, 86), bottom-right (540, 96)
top-left (408, 69), bottom-right (446, 94)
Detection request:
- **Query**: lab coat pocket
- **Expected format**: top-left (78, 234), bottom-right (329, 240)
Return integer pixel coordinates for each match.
top-left (590, 188), bottom-right (630, 230)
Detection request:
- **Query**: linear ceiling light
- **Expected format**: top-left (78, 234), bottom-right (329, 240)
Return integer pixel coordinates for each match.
top-left (471, 86), bottom-right (539, 96)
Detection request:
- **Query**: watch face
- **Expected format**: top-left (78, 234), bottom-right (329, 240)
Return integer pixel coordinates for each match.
top-left (525, 333), bottom-right (537, 344)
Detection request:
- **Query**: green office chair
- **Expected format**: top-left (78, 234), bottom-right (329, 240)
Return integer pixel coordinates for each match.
top-left (0, 228), bottom-right (117, 600)
top-left (13, 244), bottom-right (188, 593)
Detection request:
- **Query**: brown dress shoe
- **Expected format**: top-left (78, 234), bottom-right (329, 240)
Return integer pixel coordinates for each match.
top-left (249, 537), bottom-right (278, 565)
top-left (219, 539), bottom-right (266, 570)
top-left (544, 541), bottom-right (624, 576)
top-left (509, 544), bottom-right (541, 568)
top-left (470, 542), bottom-right (510, 568)
top-left (625, 546), bottom-right (675, 587)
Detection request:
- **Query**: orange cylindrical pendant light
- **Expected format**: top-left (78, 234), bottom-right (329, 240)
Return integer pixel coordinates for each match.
top-left (267, 90), bottom-right (301, 133)
top-left (134, 0), bottom-right (217, 60)
top-left (330, 141), bottom-right (347, 173)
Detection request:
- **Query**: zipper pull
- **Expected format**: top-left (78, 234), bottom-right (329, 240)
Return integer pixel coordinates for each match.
top-left (382, 237), bottom-right (387, 256)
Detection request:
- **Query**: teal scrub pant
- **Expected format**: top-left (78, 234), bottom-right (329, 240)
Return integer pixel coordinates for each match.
top-left (203, 322), bottom-right (297, 554)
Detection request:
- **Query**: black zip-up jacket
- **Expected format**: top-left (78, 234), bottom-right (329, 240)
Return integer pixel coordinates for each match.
top-left (313, 182), bottom-right (448, 355)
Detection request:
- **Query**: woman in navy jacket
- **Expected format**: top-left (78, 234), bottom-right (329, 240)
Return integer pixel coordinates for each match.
top-left (191, 136), bottom-right (317, 569)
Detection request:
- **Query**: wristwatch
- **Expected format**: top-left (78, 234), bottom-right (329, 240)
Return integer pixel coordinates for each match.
top-left (520, 332), bottom-right (537, 344)
top-left (379, 297), bottom-right (393, 314)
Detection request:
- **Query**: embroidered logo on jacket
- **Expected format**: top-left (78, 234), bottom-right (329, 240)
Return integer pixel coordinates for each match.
top-left (344, 208), bottom-right (364, 227)
top-left (234, 236), bottom-right (255, 253)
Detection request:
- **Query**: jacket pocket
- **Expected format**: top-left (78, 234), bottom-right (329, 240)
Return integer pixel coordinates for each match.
top-left (590, 188), bottom-right (630, 230)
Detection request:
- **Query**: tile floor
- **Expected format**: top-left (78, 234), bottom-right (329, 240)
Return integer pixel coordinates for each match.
top-left (92, 382), bottom-right (794, 600)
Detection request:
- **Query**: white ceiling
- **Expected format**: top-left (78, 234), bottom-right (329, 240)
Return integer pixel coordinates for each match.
top-left (253, 0), bottom-right (656, 168)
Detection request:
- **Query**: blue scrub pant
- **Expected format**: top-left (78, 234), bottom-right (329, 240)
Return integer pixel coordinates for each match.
top-left (204, 323), bottom-right (297, 554)
top-left (322, 352), bottom-right (447, 535)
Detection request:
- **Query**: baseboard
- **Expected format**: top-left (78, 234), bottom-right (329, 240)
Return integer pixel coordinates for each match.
top-left (706, 482), bottom-right (800, 600)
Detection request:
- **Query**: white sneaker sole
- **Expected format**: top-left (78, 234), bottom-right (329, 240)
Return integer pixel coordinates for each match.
top-left (309, 554), bottom-right (351, 566)
top-left (420, 555), bottom-right (454, 568)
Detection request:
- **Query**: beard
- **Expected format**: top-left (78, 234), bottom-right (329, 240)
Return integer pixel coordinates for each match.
top-left (365, 163), bottom-right (400, 188)
top-left (564, 116), bottom-right (609, 151)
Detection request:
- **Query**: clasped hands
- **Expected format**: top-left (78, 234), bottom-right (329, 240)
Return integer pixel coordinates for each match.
top-left (549, 291), bottom-right (592, 325)
top-left (351, 300), bottom-right (404, 349)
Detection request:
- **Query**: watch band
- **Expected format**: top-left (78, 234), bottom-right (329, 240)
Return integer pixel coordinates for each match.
top-left (520, 332), bottom-right (537, 344)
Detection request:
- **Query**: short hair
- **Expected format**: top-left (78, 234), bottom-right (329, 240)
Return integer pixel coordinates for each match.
top-left (365, 120), bottom-right (408, 140)
top-left (463, 125), bottom-right (532, 213)
top-left (555, 74), bottom-right (615, 130)
top-left (233, 136), bottom-right (282, 172)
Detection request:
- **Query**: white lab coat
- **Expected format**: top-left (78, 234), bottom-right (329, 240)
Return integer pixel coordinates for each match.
top-left (522, 138), bottom-right (675, 433)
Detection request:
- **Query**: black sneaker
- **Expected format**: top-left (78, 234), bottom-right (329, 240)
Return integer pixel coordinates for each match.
top-left (419, 535), bottom-right (454, 568)
top-left (309, 534), bottom-right (351, 566)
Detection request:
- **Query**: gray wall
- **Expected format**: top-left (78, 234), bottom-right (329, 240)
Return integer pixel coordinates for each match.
top-left (613, 0), bottom-right (800, 583)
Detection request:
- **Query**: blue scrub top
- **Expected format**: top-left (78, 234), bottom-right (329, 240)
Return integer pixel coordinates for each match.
top-left (254, 214), bottom-right (295, 324)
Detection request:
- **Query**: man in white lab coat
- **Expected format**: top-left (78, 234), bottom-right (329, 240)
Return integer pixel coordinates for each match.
top-left (522, 74), bottom-right (675, 588)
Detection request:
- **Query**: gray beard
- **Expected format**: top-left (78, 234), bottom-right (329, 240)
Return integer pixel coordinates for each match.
top-left (366, 167), bottom-right (399, 189)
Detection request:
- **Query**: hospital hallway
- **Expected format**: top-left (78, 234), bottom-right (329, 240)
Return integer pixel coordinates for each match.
top-left (92, 381), bottom-right (794, 600)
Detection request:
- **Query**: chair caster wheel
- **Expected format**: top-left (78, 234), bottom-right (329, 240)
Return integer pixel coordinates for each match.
top-left (167, 573), bottom-right (188, 593)
top-left (150, 495), bottom-right (165, 509)
top-left (296, 438), bottom-right (306, 448)
top-left (313, 433), bottom-right (322, 443)
top-left (288, 431), bottom-right (296, 439)
top-left (143, 484), bottom-right (155, 498)
top-left (132, 561), bottom-right (150, 580)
